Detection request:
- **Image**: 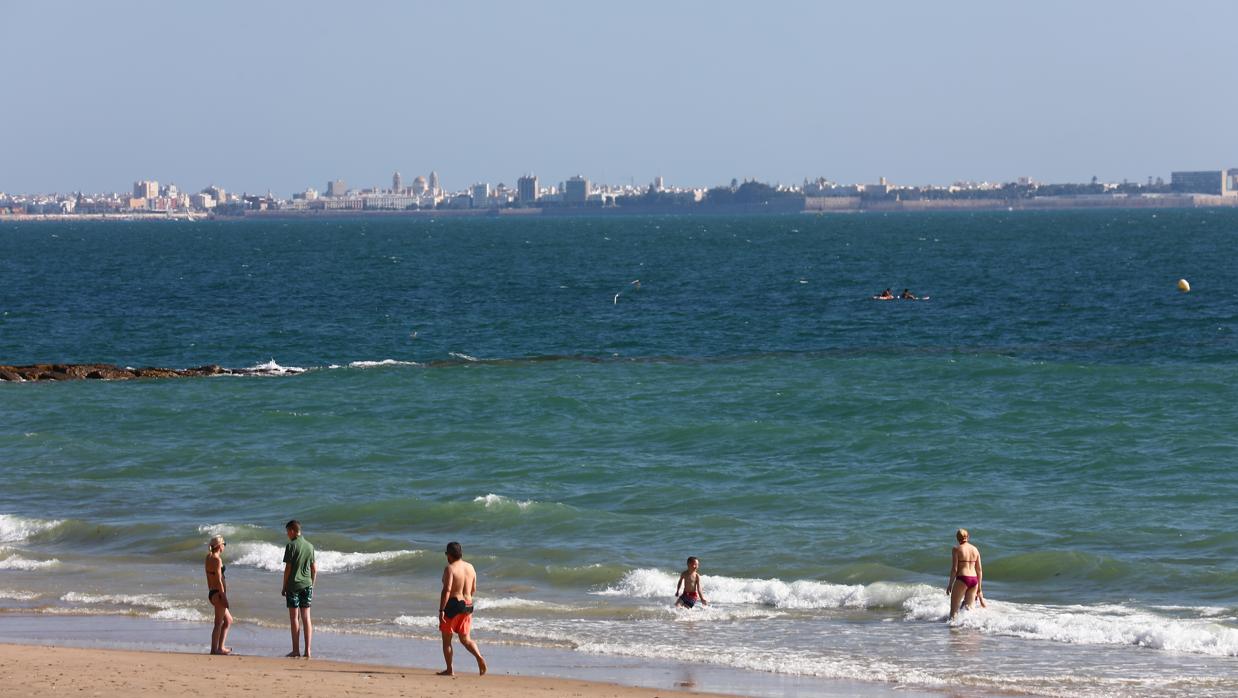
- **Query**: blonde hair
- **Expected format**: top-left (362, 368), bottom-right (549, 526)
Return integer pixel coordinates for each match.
top-left (208, 535), bottom-right (225, 550)
top-left (955, 528), bottom-right (969, 543)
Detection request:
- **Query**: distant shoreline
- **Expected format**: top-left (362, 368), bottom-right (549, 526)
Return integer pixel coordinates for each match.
top-left (2, 193), bottom-right (1236, 222)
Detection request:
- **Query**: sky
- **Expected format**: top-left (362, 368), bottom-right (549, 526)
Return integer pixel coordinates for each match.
top-left (3, 0), bottom-right (1237, 195)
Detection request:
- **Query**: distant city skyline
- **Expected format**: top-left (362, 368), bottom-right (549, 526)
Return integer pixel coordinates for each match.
top-left (2, 1), bottom-right (1236, 194)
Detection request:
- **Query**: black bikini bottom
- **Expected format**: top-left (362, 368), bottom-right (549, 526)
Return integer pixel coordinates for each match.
top-left (444, 598), bottom-right (474, 619)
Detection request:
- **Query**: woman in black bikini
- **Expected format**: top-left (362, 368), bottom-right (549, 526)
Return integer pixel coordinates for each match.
top-left (205, 535), bottom-right (233, 655)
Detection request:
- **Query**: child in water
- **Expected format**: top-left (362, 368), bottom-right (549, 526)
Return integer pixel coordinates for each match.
top-left (675, 556), bottom-right (709, 608)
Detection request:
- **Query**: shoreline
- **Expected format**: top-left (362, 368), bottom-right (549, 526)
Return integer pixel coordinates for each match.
top-left (2, 194), bottom-right (1237, 223)
top-left (0, 613), bottom-right (948, 698)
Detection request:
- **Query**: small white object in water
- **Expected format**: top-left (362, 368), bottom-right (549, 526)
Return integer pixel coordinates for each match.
top-left (1177, 278), bottom-right (1191, 293)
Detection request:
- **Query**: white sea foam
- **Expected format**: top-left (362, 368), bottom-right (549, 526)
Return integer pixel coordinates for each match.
top-left (903, 595), bottom-right (1238, 657)
top-left (0, 554), bottom-right (60, 570)
top-left (244, 359), bottom-right (307, 375)
top-left (60, 592), bottom-right (207, 622)
top-left (151, 607), bottom-right (210, 621)
top-left (398, 614), bottom-right (943, 685)
top-left (0, 589), bottom-right (41, 601)
top-left (346, 359), bottom-right (421, 368)
top-left (574, 640), bottom-right (946, 687)
top-left (473, 494), bottom-right (535, 510)
top-left (598, 568), bottom-right (930, 610)
top-left (394, 614), bottom-right (433, 628)
top-left (1151, 604), bottom-right (1232, 618)
top-left (448, 352), bottom-right (479, 362)
top-left (473, 596), bottom-right (573, 611)
top-left (230, 542), bottom-right (420, 573)
top-left (195, 522), bottom-right (263, 538)
top-left (666, 603), bottom-right (782, 622)
top-left (0, 514), bottom-right (62, 543)
top-left (604, 568), bottom-right (1238, 658)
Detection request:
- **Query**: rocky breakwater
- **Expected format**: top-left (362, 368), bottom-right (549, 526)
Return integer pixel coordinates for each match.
top-left (0, 363), bottom-right (304, 382)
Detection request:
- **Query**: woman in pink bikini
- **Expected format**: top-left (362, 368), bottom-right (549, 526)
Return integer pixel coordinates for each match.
top-left (946, 528), bottom-right (983, 620)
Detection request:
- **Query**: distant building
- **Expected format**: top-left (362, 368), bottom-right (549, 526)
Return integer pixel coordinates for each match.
top-left (411, 175), bottom-right (428, 195)
top-left (1170, 169), bottom-right (1235, 196)
top-left (564, 175), bottom-right (590, 204)
top-left (327, 179), bottom-right (347, 197)
top-left (190, 193), bottom-right (216, 210)
top-left (133, 180), bottom-right (158, 200)
top-left (653, 176), bottom-right (665, 192)
top-left (428, 171), bottom-right (441, 196)
top-left (205, 185), bottom-right (226, 205)
top-left (363, 194), bottom-right (417, 210)
top-left (392, 171), bottom-right (403, 194)
top-left (517, 174), bottom-right (539, 203)
top-left (470, 182), bottom-right (491, 207)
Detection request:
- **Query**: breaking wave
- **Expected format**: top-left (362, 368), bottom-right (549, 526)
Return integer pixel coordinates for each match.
top-left (0, 514), bottom-right (63, 543)
top-left (598, 568), bottom-right (929, 610)
top-left (229, 541), bottom-right (421, 573)
top-left (60, 592), bottom-right (206, 622)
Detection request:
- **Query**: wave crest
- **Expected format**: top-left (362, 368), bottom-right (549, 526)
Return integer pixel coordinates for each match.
top-left (0, 514), bottom-right (63, 543)
top-left (473, 494), bottom-right (535, 510)
top-left (244, 360), bottom-right (307, 375)
top-left (229, 542), bottom-right (421, 573)
top-left (60, 592), bottom-right (207, 622)
top-left (904, 596), bottom-right (1238, 657)
top-left (598, 568), bottom-right (929, 610)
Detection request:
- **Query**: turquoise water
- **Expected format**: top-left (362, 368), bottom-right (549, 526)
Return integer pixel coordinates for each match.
top-left (2, 212), bottom-right (1237, 696)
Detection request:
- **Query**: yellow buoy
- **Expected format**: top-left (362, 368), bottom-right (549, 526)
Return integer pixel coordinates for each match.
top-left (1177, 278), bottom-right (1191, 293)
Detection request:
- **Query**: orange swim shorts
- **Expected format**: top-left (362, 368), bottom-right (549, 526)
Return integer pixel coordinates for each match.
top-left (439, 611), bottom-right (472, 635)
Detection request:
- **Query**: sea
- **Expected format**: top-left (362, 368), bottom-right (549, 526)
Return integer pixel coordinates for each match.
top-left (1, 211), bottom-right (1236, 697)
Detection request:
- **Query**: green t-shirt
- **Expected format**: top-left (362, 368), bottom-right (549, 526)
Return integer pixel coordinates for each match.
top-left (283, 535), bottom-right (315, 592)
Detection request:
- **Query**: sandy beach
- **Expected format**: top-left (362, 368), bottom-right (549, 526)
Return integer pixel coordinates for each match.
top-left (0, 643), bottom-right (736, 698)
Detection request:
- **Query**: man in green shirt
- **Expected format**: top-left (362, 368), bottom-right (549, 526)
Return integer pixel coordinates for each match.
top-left (281, 519), bottom-right (316, 658)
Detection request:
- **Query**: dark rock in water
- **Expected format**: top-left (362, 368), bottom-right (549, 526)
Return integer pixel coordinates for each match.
top-left (131, 367), bottom-right (181, 379)
top-left (0, 362), bottom-right (303, 382)
top-left (86, 366), bottom-right (134, 380)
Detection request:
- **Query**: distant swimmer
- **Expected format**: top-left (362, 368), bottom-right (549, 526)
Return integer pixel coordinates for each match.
top-left (874, 288), bottom-right (895, 300)
top-left (900, 289), bottom-right (918, 300)
top-left (946, 528), bottom-right (984, 621)
top-left (675, 556), bottom-right (709, 608)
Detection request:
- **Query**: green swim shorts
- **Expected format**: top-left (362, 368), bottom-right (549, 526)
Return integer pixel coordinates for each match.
top-left (285, 586), bottom-right (312, 609)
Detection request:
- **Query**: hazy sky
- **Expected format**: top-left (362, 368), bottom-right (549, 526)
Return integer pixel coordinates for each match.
top-left (3, 0), bottom-right (1236, 195)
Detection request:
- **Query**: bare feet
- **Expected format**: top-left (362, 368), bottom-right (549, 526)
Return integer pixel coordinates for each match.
top-left (477, 656), bottom-right (487, 676)
top-left (436, 670), bottom-right (454, 676)
top-left (210, 648), bottom-right (232, 656)
top-left (285, 651), bottom-right (300, 658)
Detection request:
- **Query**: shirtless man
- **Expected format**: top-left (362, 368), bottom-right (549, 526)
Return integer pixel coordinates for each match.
top-left (946, 528), bottom-right (983, 620)
top-left (437, 542), bottom-right (486, 676)
top-left (675, 556), bottom-right (708, 608)
top-left (205, 535), bottom-right (232, 655)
